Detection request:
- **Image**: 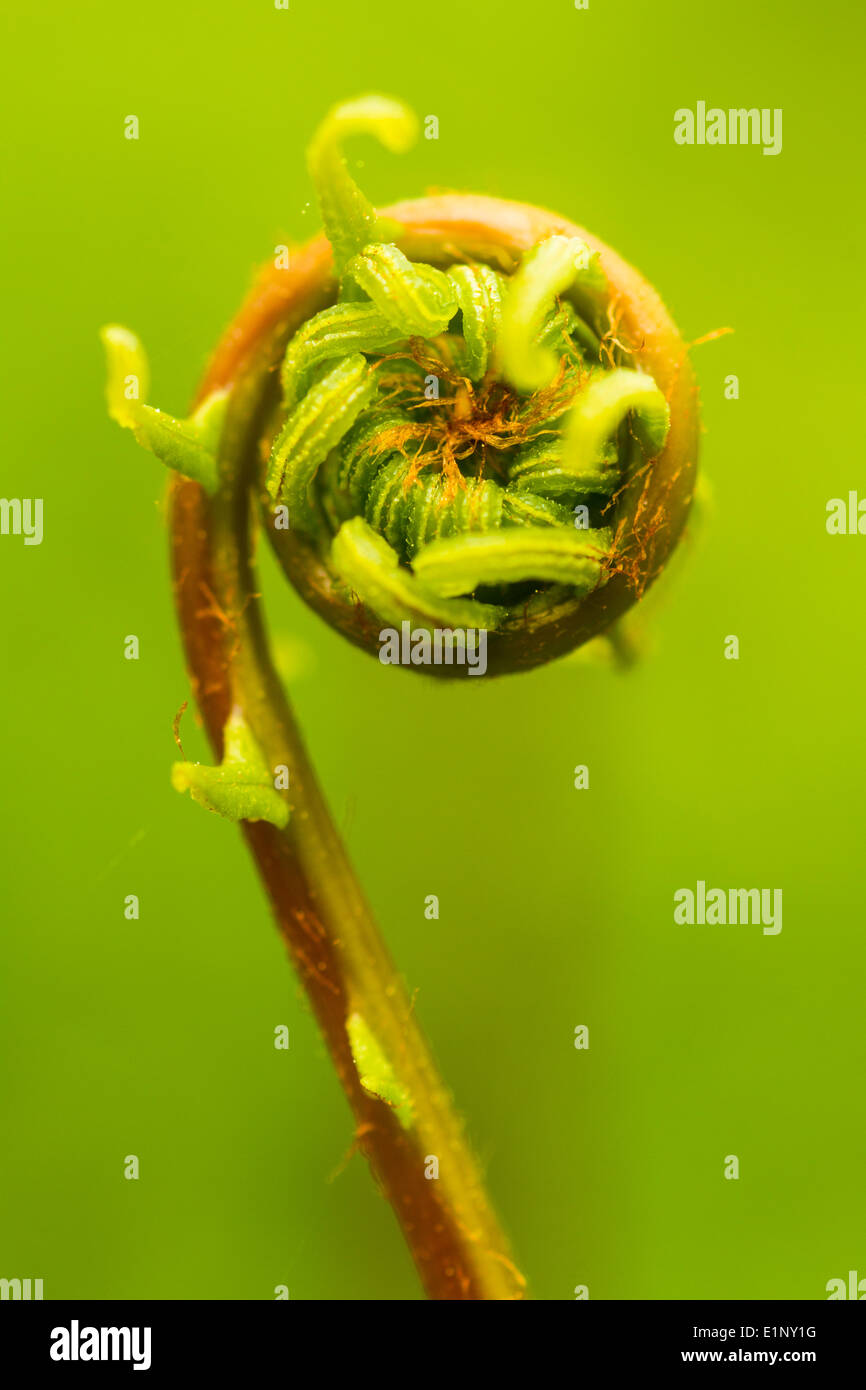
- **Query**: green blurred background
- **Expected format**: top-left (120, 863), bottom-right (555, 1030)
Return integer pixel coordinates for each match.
top-left (1, 0), bottom-right (863, 1300)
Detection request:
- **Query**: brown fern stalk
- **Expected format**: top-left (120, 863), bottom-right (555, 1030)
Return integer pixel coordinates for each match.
top-left (160, 191), bottom-right (697, 1298)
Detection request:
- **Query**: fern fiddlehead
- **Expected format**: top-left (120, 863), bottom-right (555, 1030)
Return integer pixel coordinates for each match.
top-left (102, 93), bottom-right (699, 1299)
top-left (258, 101), bottom-right (672, 649)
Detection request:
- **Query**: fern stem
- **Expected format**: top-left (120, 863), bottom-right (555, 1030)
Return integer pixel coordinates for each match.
top-left (169, 339), bottom-right (526, 1301)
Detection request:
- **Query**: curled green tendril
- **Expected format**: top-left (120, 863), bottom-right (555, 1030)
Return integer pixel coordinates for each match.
top-left (101, 325), bottom-right (225, 494)
top-left (266, 353), bottom-right (378, 523)
top-left (501, 488), bottom-right (574, 527)
top-left (336, 407), bottom-right (413, 510)
top-left (171, 709), bottom-right (290, 828)
top-left (412, 527), bottom-right (613, 597)
top-left (307, 95), bottom-right (418, 277)
top-left (345, 243), bottom-right (457, 337)
top-left (508, 435), bottom-right (621, 498)
top-left (448, 264), bottom-right (506, 381)
top-left (376, 471), bottom-right (503, 560)
top-left (497, 235), bottom-right (598, 393)
top-left (562, 368), bottom-right (670, 478)
top-left (530, 301), bottom-right (599, 381)
top-left (331, 516), bottom-right (502, 634)
top-left (280, 302), bottom-right (406, 410)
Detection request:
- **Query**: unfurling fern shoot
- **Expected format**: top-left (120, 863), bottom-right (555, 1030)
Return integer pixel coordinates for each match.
top-left (102, 94), bottom-right (700, 1299)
